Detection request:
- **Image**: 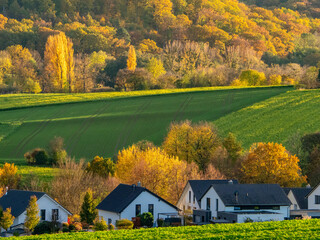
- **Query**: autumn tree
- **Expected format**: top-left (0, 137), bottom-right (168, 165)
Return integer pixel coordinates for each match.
top-left (86, 156), bottom-right (116, 178)
top-left (0, 208), bottom-right (14, 231)
top-left (241, 142), bottom-right (307, 187)
top-left (44, 32), bottom-right (74, 93)
top-left (223, 133), bottom-right (243, 162)
top-left (127, 45), bottom-right (136, 72)
top-left (0, 163), bottom-right (20, 189)
top-left (146, 57), bottom-right (166, 80)
top-left (239, 69), bottom-right (266, 86)
top-left (80, 189), bottom-right (98, 225)
top-left (24, 195), bottom-right (40, 233)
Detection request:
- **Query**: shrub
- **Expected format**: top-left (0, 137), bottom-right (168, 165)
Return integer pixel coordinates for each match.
top-left (108, 223), bottom-right (115, 230)
top-left (116, 219), bottom-right (134, 230)
top-left (141, 212), bottom-right (154, 228)
top-left (33, 221), bottom-right (53, 235)
top-left (24, 149), bottom-right (49, 165)
top-left (239, 69), bottom-right (266, 86)
top-left (94, 218), bottom-right (108, 231)
top-left (157, 218), bottom-right (164, 227)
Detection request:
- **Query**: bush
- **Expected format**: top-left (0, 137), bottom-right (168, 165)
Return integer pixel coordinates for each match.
top-left (239, 69), bottom-right (266, 86)
top-left (33, 221), bottom-right (53, 235)
top-left (141, 212), bottom-right (154, 228)
top-left (108, 223), bottom-right (115, 230)
top-left (157, 218), bottom-right (164, 227)
top-left (116, 219), bottom-right (134, 229)
top-left (94, 218), bottom-right (108, 231)
top-left (24, 148), bottom-right (49, 165)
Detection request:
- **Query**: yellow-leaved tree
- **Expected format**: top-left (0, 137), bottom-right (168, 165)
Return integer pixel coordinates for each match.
top-left (116, 145), bottom-right (205, 204)
top-left (44, 32), bottom-right (74, 93)
top-left (241, 142), bottom-right (307, 187)
top-left (127, 45), bottom-right (136, 72)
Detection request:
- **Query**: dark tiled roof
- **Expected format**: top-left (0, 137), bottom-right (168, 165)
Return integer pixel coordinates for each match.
top-left (208, 184), bottom-right (291, 206)
top-left (189, 180), bottom-right (238, 205)
top-left (0, 190), bottom-right (45, 217)
top-left (96, 184), bottom-right (179, 213)
top-left (283, 187), bottom-right (312, 209)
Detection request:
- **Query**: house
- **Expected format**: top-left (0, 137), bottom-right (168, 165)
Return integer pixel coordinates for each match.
top-left (176, 179), bottom-right (239, 212)
top-left (284, 184), bottom-right (320, 218)
top-left (0, 190), bottom-right (71, 232)
top-left (96, 183), bottom-right (180, 227)
top-left (194, 184), bottom-right (291, 223)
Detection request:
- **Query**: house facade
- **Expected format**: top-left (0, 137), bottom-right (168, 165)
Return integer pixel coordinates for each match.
top-left (194, 184), bottom-right (290, 223)
top-left (97, 184), bottom-right (180, 227)
top-left (0, 190), bottom-right (71, 232)
top-left (176, 180), bottom-right (238, 212)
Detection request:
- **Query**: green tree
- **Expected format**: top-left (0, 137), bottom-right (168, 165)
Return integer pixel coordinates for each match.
top-left (239, 69), bottom-right (266, 86)
top-left (141, 212), bottom-right (154, 228)
top-left (24, 195), bottom-right (40, 233)
top-left (80, 189), bottom-right (97, 225)
top-left (146, 57), bottom-right (166, 80)
top-left (0, 208), bottom-right (14, 231)
top-left (223, 133), bottom-right (243, 162)
top-left (86, 156), bottom-right (116, 178)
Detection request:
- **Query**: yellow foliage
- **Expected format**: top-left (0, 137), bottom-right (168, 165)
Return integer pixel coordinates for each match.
top-left (127, 45), bottom-right (136, 72)
top-left (241, 142), bottom-right (307, 187)
top-left (0, 163), bottom-right (20, 189)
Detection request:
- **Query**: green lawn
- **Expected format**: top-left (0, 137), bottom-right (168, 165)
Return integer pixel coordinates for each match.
top-left (215, 89), bottom-right (320, 149)
top-left (0, 86), bottom-right (291, 162)
top-left (13, 219), bottom-right (320, 239)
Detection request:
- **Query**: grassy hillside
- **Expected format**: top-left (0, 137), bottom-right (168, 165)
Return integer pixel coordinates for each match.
top-left (215, 89), bottom-right (320, 149)
top-left (13, 219), bottom-right (320, 239)
top-left (0, 86), bottom-right (290, 161)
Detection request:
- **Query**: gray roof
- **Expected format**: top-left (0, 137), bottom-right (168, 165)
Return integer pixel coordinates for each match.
top-left (189, 180), bottom-right (238, 205)
top-left (283, 187), bottom-right (312, 209)
top-left (0, 190), bottom-right (45, 217)
top-left (205, 184), bottom-right (291, 206)
top-left (96, 184), bottom-right (179, 213)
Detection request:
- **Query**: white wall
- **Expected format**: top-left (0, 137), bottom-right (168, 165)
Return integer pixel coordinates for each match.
top-left (287, 191), bottom-right (300, 210)
top-left (308, 186), bottom-right (320, 210)
top-left (237, 213), bottom-right (285, 223)
top-left (16, 195), bottom-right (70, 226)
top-left (200, 187), bottom-right (225, 218)
top-left (121, 191), bottom-right (179, 226)
top-left (98, 210), bottom-right (120, 225)
top-left (176, 183), bottom-right (200, 212)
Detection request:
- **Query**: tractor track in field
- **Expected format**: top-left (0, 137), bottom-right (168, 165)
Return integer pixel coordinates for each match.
top-left (68, 101), bottom-right (111, 156)
top-left (172, 95), bottom-right (193, 122)
top-left (113, 100), bottom-right (152, 155)
top-left (14, 107), bottom-right (66, 158)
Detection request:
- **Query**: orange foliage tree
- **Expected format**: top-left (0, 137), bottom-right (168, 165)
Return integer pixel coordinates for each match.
top-left (241, 142), bottom-right (307, 187)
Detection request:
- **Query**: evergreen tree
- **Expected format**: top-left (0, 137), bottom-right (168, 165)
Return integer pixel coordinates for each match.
top-left (80, 189), bottom-right (97, 225)
top-left (24, 196), bottom-right (40, 233)
top-left (127, 45), bottom-right (136, 72)
top-left (223, 132), bottom-right (243, 162)
top-left (0, 208), bottom-right (14, 231)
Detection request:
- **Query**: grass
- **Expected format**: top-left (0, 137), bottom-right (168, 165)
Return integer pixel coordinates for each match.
top-left (0, 86), bottom-right (275, 110)
top-left (0, 86), bottom-right (291, 161)
top-left (215, 89), bottom-right (320, 149)
top-left (13, 219), bottom-right (320, 239)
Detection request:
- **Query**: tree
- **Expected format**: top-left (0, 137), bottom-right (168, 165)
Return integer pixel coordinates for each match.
top-left (146, 57), bottom-right (166, 80)
top-left (24, 195), bottom-right (40, 233)
top-left (127, 45), bottom-right (136, 72)
top-left (0, 163), bottom-right (20, 189)
top-left (44, 32), bottom-right (74, 93)
top-left (306, 147), bottom-right (320, 186)
top-left (48, 137), bottom-right (67, 165)
top-left (141, 212), bottom-right (154, 227)
top-left (0, 208), bottom-right (14, 231)
top-left (80, 189), bottom-right (98, 225)
top-left (86, 156), bottom-right (116, 178)
top-left (241, 142), bottom-right (307, 187)
top-left (239, 69), bottom-right (266, 86)
top-left (223, 133), bottom-right (243, 162)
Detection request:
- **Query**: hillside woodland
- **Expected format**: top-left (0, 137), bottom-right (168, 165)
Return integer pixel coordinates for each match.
top-left (0, 0), bottom-right (319, 93)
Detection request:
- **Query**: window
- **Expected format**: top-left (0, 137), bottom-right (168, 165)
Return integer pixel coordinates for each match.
top-left (189, 191), bottom-right (191, 203)
top-left (41, 209), bottom-right (46, 221)
top-left (193, 194), bottom-right (196, 204)
top-left (206, 198), bottom-right (211, 210)
top-left (216, 199), bottom-right (219, 211)
top-left (52, 209), bottom-right (59, 221)
top-left (315, 195), bottom-right (320, 204)
top-left (234, 206), bottom-right (240, 210)
top-left (148, 204), bottom-right (154, 216)
top-left (272, 206), bottom-right (280, 210)
top-left (136, 204), bottom-right (141, 216)
top-left (108, 218), bottom-right (112, 225)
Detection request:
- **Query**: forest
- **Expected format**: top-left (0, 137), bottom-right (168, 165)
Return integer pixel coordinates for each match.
top-left (0, 0), bottom-right (319, 93)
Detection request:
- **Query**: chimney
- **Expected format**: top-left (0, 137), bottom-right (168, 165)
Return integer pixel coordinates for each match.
top-left (228, 180), bottom-right (233, 184)
top-left (132, 184), bottom-right (136, 190)
top-left (234, 191), bottom-right (239, 203)
top-left (137, 181), bottom-right (141, 187)
top-left (306, 184), bottom-right (311, 188)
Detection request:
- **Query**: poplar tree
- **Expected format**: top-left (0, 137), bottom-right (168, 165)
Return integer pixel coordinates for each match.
top-left (0, 208), bottom-right (14, 231)
top-left (80, 189), bottom-right (97, 225)
top-left (127, 45), bottom-right (136, 72)
top-left (44, 32), bottom-right (74, 93)
top-left (24, 196), bottom-right (40, 233)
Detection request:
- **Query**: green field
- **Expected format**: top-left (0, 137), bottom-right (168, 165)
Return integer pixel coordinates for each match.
top-left (0, 86), bottom-right (291, 162)
top-left (13, 219), bottom-right (320, 239)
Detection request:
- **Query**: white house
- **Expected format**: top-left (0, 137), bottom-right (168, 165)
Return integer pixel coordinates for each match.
top-left (0, 190), bottom-right (71, 232)
top-left (284, 184), bottom-right (320, 218)
top-left (176, 179), bottom-right (238, 212)
top-left (194, 183), bottom-right (291, 223)
top-left (96, 183), bottom-right (180, 227)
